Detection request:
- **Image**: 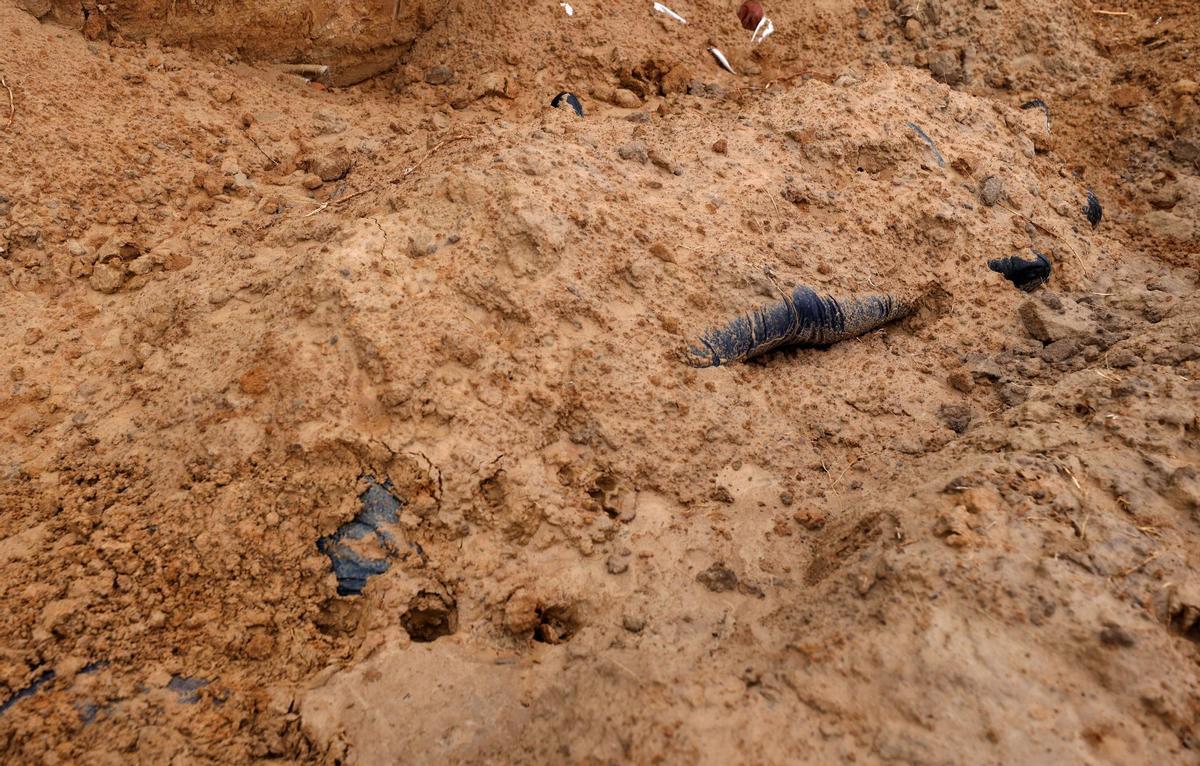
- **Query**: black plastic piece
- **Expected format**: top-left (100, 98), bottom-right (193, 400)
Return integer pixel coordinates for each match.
top-left (988, 250), bottom-right (1052, 292)
top-left (686, 285), bottom-right (909, 367)
top-left (1084, 190), bottom-right (1102, 229)
top-left (0, 669), bottom-right (55, 716)
top-left (167, 675), bottom-right (210, 704)
top-left (1020, 98), bottom-right (1049, 116)
top-left (907, 122), bottom-right (945, 168)
top-left (551, 92), bottom-right (584, 118)
top-left (316, 478), bottom-right (403, 596)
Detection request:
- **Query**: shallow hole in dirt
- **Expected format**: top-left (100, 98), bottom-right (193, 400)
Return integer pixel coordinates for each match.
top-left (588, 473), bottom-right (623, 517)
top-left (400, 590), bottom-right (458, 643)
top-left (533, 605), bottom-right (578, 644)
top-left (1168, 603), bottom-right (1200, 644)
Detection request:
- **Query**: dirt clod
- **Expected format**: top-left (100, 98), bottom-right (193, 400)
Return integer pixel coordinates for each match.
top-left (696, 562), bottom-right (739, 592)
top-left (424, 66), bottom-right (454, 85)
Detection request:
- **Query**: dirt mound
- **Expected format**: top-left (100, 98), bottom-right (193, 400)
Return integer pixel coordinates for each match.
top-left (1, 0), bottom-right (1199, 763)
top-left (19, 0), bottom-right (435, 66)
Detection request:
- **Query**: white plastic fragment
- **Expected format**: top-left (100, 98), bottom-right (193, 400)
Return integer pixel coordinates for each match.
top-left (560, 2), bottom-right (574, 16)
top-left (275, 64), bottom-right (330, 81)
top-left (708, 47), bottom-right (736, 75)
top-left (653, 2), bottom-right (687, 23)
top-left (751, 15), bottom-right (775, 45)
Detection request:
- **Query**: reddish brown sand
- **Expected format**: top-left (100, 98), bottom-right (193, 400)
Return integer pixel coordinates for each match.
top-left (1, 0), bottom-right (1198, 762)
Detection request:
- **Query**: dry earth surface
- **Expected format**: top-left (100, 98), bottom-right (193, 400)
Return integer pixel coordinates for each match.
top-left (1, 0), bottom-right (1198, 763)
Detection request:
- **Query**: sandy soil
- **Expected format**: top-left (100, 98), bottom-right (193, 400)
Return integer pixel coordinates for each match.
top-left (1, 0), bottom-right (1198, 763)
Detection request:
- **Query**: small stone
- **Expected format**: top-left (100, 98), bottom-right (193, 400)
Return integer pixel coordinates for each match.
top-left (618, 141), bottom-right (649, 163)
top-left (947, 370), bottom-right (973, 393)
top-left (208, 287), bottom-right (232, 305)
top-left (612, 88), bottom-right (641, 109)
top-left (648, 148), bottom-right (682, 175)
top-left (622, 614), bottom-right (646, 633)
top-left (1107, 348), bottom-right (1139, 368)
top-left (779, 491), bottom-right (794, 507)
top-left (792, 508), bottom-right (826, 530)
top-left (660, 65), bottom-right (693, 96)
top-left (712, 138), bottom-right (728, 154)
top-left (904, 18), bottom-right (922, 39)
top-left (424, 66), bottom-right (454, 85)
top-left (88, 263), bottom-right (126, 294)
top-left (301, 173), bottom-right (323, 190)
top-left (127, 255), bottom-right (156, 276)
top-left (309, 147), bottom-right (352, 182)
top-left (696, 562), bottom-right (738, 592)
top-left (1018, 299), bottom-right (1096, 343)
top-left (1099, 622), bottom-right (1136, 647)
top-left (606, 555), bottom-right (630, 575)
top-left (980, 175), bottom-right (1003, 206)
top-left (1041, 338), bottom-right (1079, 363)
top-left (23, 327), bottom-right (44, 346)
top-left (928, 50), bottom-right (964, 85)
top-left (710, 485), bottom-right (734, 504)
top-left (999, 382), bottom-right (1030, 406)
top-left (938, 403), bottom-right (972, 434)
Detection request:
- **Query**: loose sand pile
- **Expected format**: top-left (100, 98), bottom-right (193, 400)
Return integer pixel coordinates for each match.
top-left (1, 0), bottom-right (1198, 762)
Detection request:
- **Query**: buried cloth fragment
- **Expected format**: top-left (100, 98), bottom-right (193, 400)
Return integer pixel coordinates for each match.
top-left (316, 478), bottom-right (404, 596)
top-left (988, 250), bottom-right (1052, 292)
top-left (551, 91), bottom-right (584, 117)
top-left (685, 284), bottom-right (915, 367)
top-left (167, 676), bottom-right (210, 704)
top-left (1020, 98), bottom-right (1051, 131)
top-left (0, 669), bottom-right (55, 716)
top-left (1084, 190), bottom-right (1103, 229)
top-left (907, 122), bottom-right (945, 167)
